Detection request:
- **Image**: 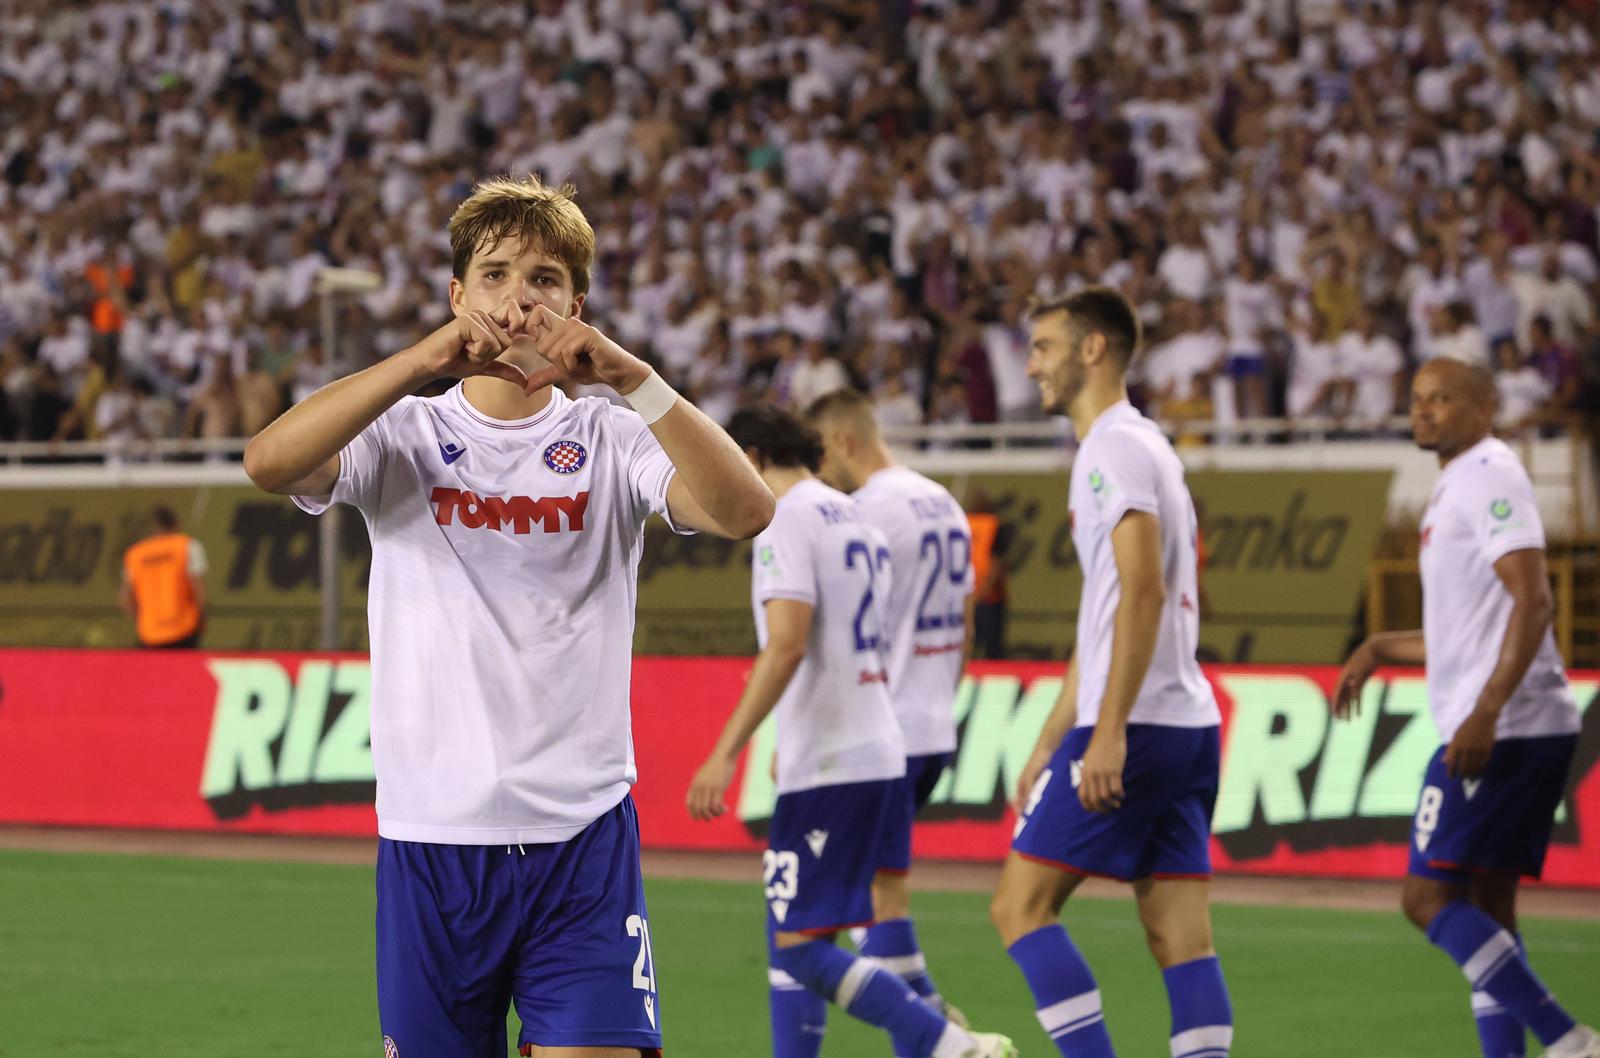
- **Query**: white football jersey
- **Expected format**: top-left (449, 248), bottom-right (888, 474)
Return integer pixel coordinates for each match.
top-left (752, 478), bottom-right (906, 794)
top-left (1069, 402), bottom-right (1219, 729)
top-left (295, 385), bottom-right (689, 844)
top-left (1418, 437), bottom-right (1578, 742)
top-left (853, 466), bottom-right (972, 756)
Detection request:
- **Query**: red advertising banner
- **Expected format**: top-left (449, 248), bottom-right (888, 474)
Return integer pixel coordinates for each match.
top-left (0, 651), bottom-right (1594, 887)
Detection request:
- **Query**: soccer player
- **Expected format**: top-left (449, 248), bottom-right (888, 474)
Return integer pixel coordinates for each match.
top-left (804, 388), bottom-right (973, 1029)
top-left (243, 174), bottom-right (775, 1058)
top-left (1335, 359), bottom-right (1595, 1058)
top-left (686, 404), bottom-right (1015, 1058)
top-left (989, 288), bottom-right (1233, 1058)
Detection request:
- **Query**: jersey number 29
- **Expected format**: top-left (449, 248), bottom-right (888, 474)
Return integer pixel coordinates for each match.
top-left (915, 528), bottom-right (970, 632)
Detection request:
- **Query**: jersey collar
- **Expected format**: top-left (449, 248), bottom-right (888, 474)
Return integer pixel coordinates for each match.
top-left (1438, 434), bottom-right (1500, 481)
top-left (1081, 400), bottom-right (1139, 445)
top-left (450, 383), bottom-right (567, 432)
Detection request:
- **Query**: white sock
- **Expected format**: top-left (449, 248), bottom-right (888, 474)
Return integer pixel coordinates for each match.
top-left (930, 1019), bottom-right (977, 1058)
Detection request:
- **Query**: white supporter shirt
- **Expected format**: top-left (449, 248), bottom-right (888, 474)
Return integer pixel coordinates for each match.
top-left (295, 386), bottom-right (689, 844)
top-left (854, 466), bottom-right (972, 757)
top-left (753, 478), bottom-right (906, 794)
top-left (1069, 403), bottom-right (1218, 729)
top-left (1418, 437), bottom-right (1578, 743)
top-left (1337, 331), bottom-right (1404, 424)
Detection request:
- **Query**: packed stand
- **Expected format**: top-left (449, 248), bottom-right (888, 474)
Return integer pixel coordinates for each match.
top-left (1, 0), bottom-right (1598, 454)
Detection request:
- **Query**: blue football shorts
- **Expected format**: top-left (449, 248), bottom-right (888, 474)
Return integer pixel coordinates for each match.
top-left (1408, 734), bottom-right (1578, 882)
top-left (877, 751), bottom-right (954, 874)
top-left (1012, 724), bottom-right (1221, 881)
top-left (766, 777), bottom-right (900, 935)
top-left (376, 796), bottom-right (662, 1058)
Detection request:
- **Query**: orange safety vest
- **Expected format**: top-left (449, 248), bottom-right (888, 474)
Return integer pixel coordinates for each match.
top-left (124, 533), bottom-right (202, 645)
top-left (85, 261), bottom-right (132, 335)
top-left (967, 513), bottom-right (1004, 604)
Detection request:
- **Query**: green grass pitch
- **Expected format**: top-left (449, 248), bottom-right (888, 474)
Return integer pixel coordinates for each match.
top-left (1, 849), bottom-right (1595, 1056)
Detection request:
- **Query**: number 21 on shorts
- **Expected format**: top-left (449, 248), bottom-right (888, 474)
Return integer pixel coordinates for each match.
top-left (626, 914), bottom-right (657, 994)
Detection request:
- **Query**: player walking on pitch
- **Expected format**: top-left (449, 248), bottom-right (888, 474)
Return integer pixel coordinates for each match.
top-left (1336, 359), bottom-right (1596, 1058)
top-left (805, 388), bottom-right (975, 1035)
top-left (686, 404), bottom-right (1016, 1058)
top-left (244, 174), bottom-right (774, 1058)
top-left (989, 289), bottom-right (1233, 1058)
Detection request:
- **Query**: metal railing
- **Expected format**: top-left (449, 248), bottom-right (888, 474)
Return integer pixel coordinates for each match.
top-left (1366, 557), bottom-right (1578, 665)
top-left (3, 412), bottom-right (1582, 461)
top-left (0, 438), bottom-right (249, 461)
top-left (880, 414), bottom-right (1421, 449)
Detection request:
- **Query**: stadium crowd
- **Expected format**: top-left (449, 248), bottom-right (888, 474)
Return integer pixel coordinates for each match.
top-left (1, 0), bottom-right (1598, 451)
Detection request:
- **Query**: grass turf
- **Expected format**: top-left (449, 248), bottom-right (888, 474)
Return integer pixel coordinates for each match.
top-left (1, 849), bottom-right (1595, 1056)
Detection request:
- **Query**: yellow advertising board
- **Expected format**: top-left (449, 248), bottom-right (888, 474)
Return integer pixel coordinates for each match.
top-left (0, 469), bottom-right (1391, 662)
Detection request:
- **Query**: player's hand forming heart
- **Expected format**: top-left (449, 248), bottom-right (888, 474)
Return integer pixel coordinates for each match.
top-left (520, 305), bottom-right (651, 395)
top-left (409, 299), bottom-right (532, 387)
top-left (1078, 726), bottom-right (1126, 813)
top-left (686, 755), bottom-right (737, 821)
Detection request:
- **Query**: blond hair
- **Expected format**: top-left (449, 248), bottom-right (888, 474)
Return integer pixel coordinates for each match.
top-left (447, 174), bottom-right (595, 296)
top-left (804, 387), bottom-right (880, 439)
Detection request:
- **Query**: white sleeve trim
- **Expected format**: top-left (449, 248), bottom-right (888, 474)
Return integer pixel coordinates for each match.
top-left (1482, 535), bottom-right (1546, 566)
top-left (655, 467), bottom-right (697, 536)
top-left (756, 588), bottom-right (818, 606)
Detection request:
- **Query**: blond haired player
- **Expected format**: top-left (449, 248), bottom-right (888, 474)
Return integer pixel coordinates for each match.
top-left (245, 174), bottom-right (774, 1058)
top-left (804, 387), bottom-right (974, 1032)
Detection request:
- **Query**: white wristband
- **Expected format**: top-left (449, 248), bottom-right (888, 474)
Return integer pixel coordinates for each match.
top-left (623, 371), bottom-right (678, 425)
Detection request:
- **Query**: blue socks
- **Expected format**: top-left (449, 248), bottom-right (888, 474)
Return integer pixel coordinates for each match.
top-left (1472, 933), bottom-right (1526, 1057)
top-left (1163, 956), bottom-right (1233, 1057)
top-left (1007, 925), bottom-right (1114, 1057)
top-left (769, 965), bottom-right (827, 1058)
top-left (1428, 902), bottom-right (1575, 1048)
top-left (861, 918), bottom-right (942, 1001)
top-left (1473, 987), bottom-right (1526, 1058)
top-left (770, 938), bottom-right (964, 1058)
top-left (861, 917), bottom-right (944, 1057)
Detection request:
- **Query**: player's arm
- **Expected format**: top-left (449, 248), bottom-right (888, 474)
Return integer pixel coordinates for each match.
top-left (118, 569), bottom-right (135, 617)
top-left (657, 406), bottom-right (775, 538)
top-left (1012, 656), bottom-right (1078, 811)
top-left (686, 599), bottom-right (811, 820)
top-left (520, 306), bottom-right (773, 539)
top-left (1334, 629), bottom-right (1426, 718)
top-left (1080, 510), bottom-right (1165, 814)
top-left (1445, 547), bottom-right (1556, 778)
top-left (189, 572), bottom-right (207, 616)
top-left (244, 304), bottom-right (533, 495)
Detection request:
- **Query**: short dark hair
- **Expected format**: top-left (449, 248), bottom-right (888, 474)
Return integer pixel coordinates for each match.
top-left (726, 404), bottom-right (824, 471)
top-left (153, 506), bottom-right (179, 531)
top-left (1027, 286), bottom-right (1142, 369)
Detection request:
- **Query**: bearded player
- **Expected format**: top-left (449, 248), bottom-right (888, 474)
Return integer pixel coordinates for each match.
top-left (244, 174), bottom-right (774, 1057)
top-left (988, 288), bottom-right (1233, 1058)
